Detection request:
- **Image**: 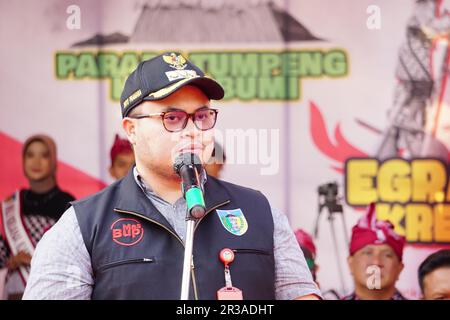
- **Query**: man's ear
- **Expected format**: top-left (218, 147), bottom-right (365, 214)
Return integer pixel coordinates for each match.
top-left (109, 165), bottom-right (117, 180)
top-left (122, 117), bottom-right (137, 145)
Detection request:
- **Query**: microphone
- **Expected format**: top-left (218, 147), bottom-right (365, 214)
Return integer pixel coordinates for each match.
top-left (173, 153), bottom-right (206, 219)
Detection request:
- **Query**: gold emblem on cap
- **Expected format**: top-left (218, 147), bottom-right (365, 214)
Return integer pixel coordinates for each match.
top-left (163, 53), bottom-right (187, 70)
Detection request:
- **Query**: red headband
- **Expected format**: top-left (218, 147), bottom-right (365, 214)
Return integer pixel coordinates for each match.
top-left (349, 203), bottom-right (406, 261)
top-left (110, 134), bottom-right (133, 164)
top-left (294, 229), bottom-right (317, 257)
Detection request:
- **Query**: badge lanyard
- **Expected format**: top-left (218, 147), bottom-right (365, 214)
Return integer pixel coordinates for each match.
top-left (217, 248), bottom-right (243, 300)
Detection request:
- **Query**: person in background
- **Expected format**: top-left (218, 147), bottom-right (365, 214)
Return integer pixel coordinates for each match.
top-left (418, 249), bottom-right (450, 300)
top-left (294, 229), bottom-right (318, 283)
top-left (0, 134), bottom-right (75, 299)
top-left (344, 203), bottom-right (407, 300)
top-left (294, 228), bottom-right (342, 300)
top-left (204, 142), bottom-right (225, 178)
top-left (109, 134), bottom-right (135, 180)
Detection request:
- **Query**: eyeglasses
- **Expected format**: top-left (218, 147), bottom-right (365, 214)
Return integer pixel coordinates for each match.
top-left (128, 108), bottom-right (219, 132)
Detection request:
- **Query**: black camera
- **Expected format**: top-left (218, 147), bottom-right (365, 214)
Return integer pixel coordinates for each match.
top-left (317, 182), bottom-right (342, 213)
top-left (318, 182), bottom-right (338, 197)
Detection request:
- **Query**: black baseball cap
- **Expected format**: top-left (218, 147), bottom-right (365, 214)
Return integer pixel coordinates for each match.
top-left (120, 52), bottom-right (225, 118)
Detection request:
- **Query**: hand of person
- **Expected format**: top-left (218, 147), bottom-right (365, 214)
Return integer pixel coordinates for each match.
top-left (6, 251), bottom-right (32, 270)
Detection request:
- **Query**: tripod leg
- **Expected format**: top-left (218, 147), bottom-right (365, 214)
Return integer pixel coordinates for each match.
top-left (329, 214), bottom-right (347, 295)
top-left (340, 212), bottom-right (350, 248)
top-left (313, 207), bottom-right (323, 239)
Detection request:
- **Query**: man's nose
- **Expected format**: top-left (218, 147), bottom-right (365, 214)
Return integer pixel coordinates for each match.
top-left (370, 254), bottom-right (383, 267)
top-left (181, 117), bottom-right (200, 138)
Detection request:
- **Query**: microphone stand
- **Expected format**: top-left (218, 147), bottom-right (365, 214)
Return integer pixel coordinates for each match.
top-left (180, 212), bottom-right (201, 300)
top-left (174, 153), bottom-right (206, 300)
top-left (181, 203), bottom-right (206, 300)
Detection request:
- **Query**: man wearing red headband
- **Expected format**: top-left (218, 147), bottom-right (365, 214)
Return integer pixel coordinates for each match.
top-left (294, 229), bottom-right (318, 283)
top-left (109, 134), bottom-right (135, 180)
top-left (344, 203), bottom-right (407, 300)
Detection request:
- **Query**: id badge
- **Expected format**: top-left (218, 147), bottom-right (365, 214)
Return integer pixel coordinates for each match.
top-left (217, 248), bottom-right (244, 300)
top-left (217, 286), bottom-right (243, 300)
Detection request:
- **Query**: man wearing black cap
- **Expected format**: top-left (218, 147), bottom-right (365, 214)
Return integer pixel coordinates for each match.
top-left (23, 52), bottom-right (321, 300)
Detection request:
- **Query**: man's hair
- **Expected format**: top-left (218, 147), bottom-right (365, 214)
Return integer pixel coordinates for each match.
top-left (127, 103), bottom-right (143, 118)
top-left (418, 249), bottom-right (450, 292)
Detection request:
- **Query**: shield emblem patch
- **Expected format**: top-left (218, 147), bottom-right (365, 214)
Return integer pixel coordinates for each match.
top-left (216, 208), bottom-right (248, 236)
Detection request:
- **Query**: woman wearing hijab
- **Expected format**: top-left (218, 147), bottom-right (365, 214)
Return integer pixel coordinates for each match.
top-left (0, 134), bottom-right (75, 299)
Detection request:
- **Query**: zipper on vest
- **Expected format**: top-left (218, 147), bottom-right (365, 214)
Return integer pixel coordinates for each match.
top-left (233, 248), bottom-right (271, 255)
top-left (191, 200), bottom-right (229, 300)
top-left (191, 260), bottom-right (198, 300)
top-left (114, 201), bottom-right (230, 301)
top-left (194, 200), bottom-right (231, 233)
top-left (97, 258), bottom-right (154, 273)
top-left (114, 208), bottom-right (198, 299)
top-left (113, 208), bottom-right (184, 245)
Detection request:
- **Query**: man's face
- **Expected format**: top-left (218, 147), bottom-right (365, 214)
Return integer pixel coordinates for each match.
top-left (109, 152), bottom-right (135, 180)
top-left (24, 141), bottom-right (53, 182)
top-left (422, 267), bottom-right (450, 300)
top-left (348, 244), bottom-right (404, 291)
top-left (123, 85), bottom-right (215, 180)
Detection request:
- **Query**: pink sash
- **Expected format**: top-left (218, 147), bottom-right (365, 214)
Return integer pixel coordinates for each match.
top-left (1, 191), bottom-right (35, 285)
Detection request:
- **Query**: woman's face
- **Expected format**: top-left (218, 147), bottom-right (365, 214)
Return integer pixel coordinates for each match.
top-left (24, 141), bottom-right (53, 182)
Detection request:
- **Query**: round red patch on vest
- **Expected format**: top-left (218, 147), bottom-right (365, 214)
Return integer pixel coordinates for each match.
top-left (111, 218), bottom-right (144, 246)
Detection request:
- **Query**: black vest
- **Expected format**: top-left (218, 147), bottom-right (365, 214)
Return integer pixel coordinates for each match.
top-left (73, 168), bottom-right (275, 300)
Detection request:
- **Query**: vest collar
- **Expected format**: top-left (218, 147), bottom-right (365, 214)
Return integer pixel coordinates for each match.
top-left (113, 167), bottom-right (178, 235)
top-left (203, 175), bottom-right (231, 212)
top-left (113, 167), bottom-right (231, 233)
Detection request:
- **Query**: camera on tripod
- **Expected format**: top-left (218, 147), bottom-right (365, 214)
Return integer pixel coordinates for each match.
top-left (317, 182), bottom-right (343, 213)
top-left (314, 181), bottom-right (349, 295)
